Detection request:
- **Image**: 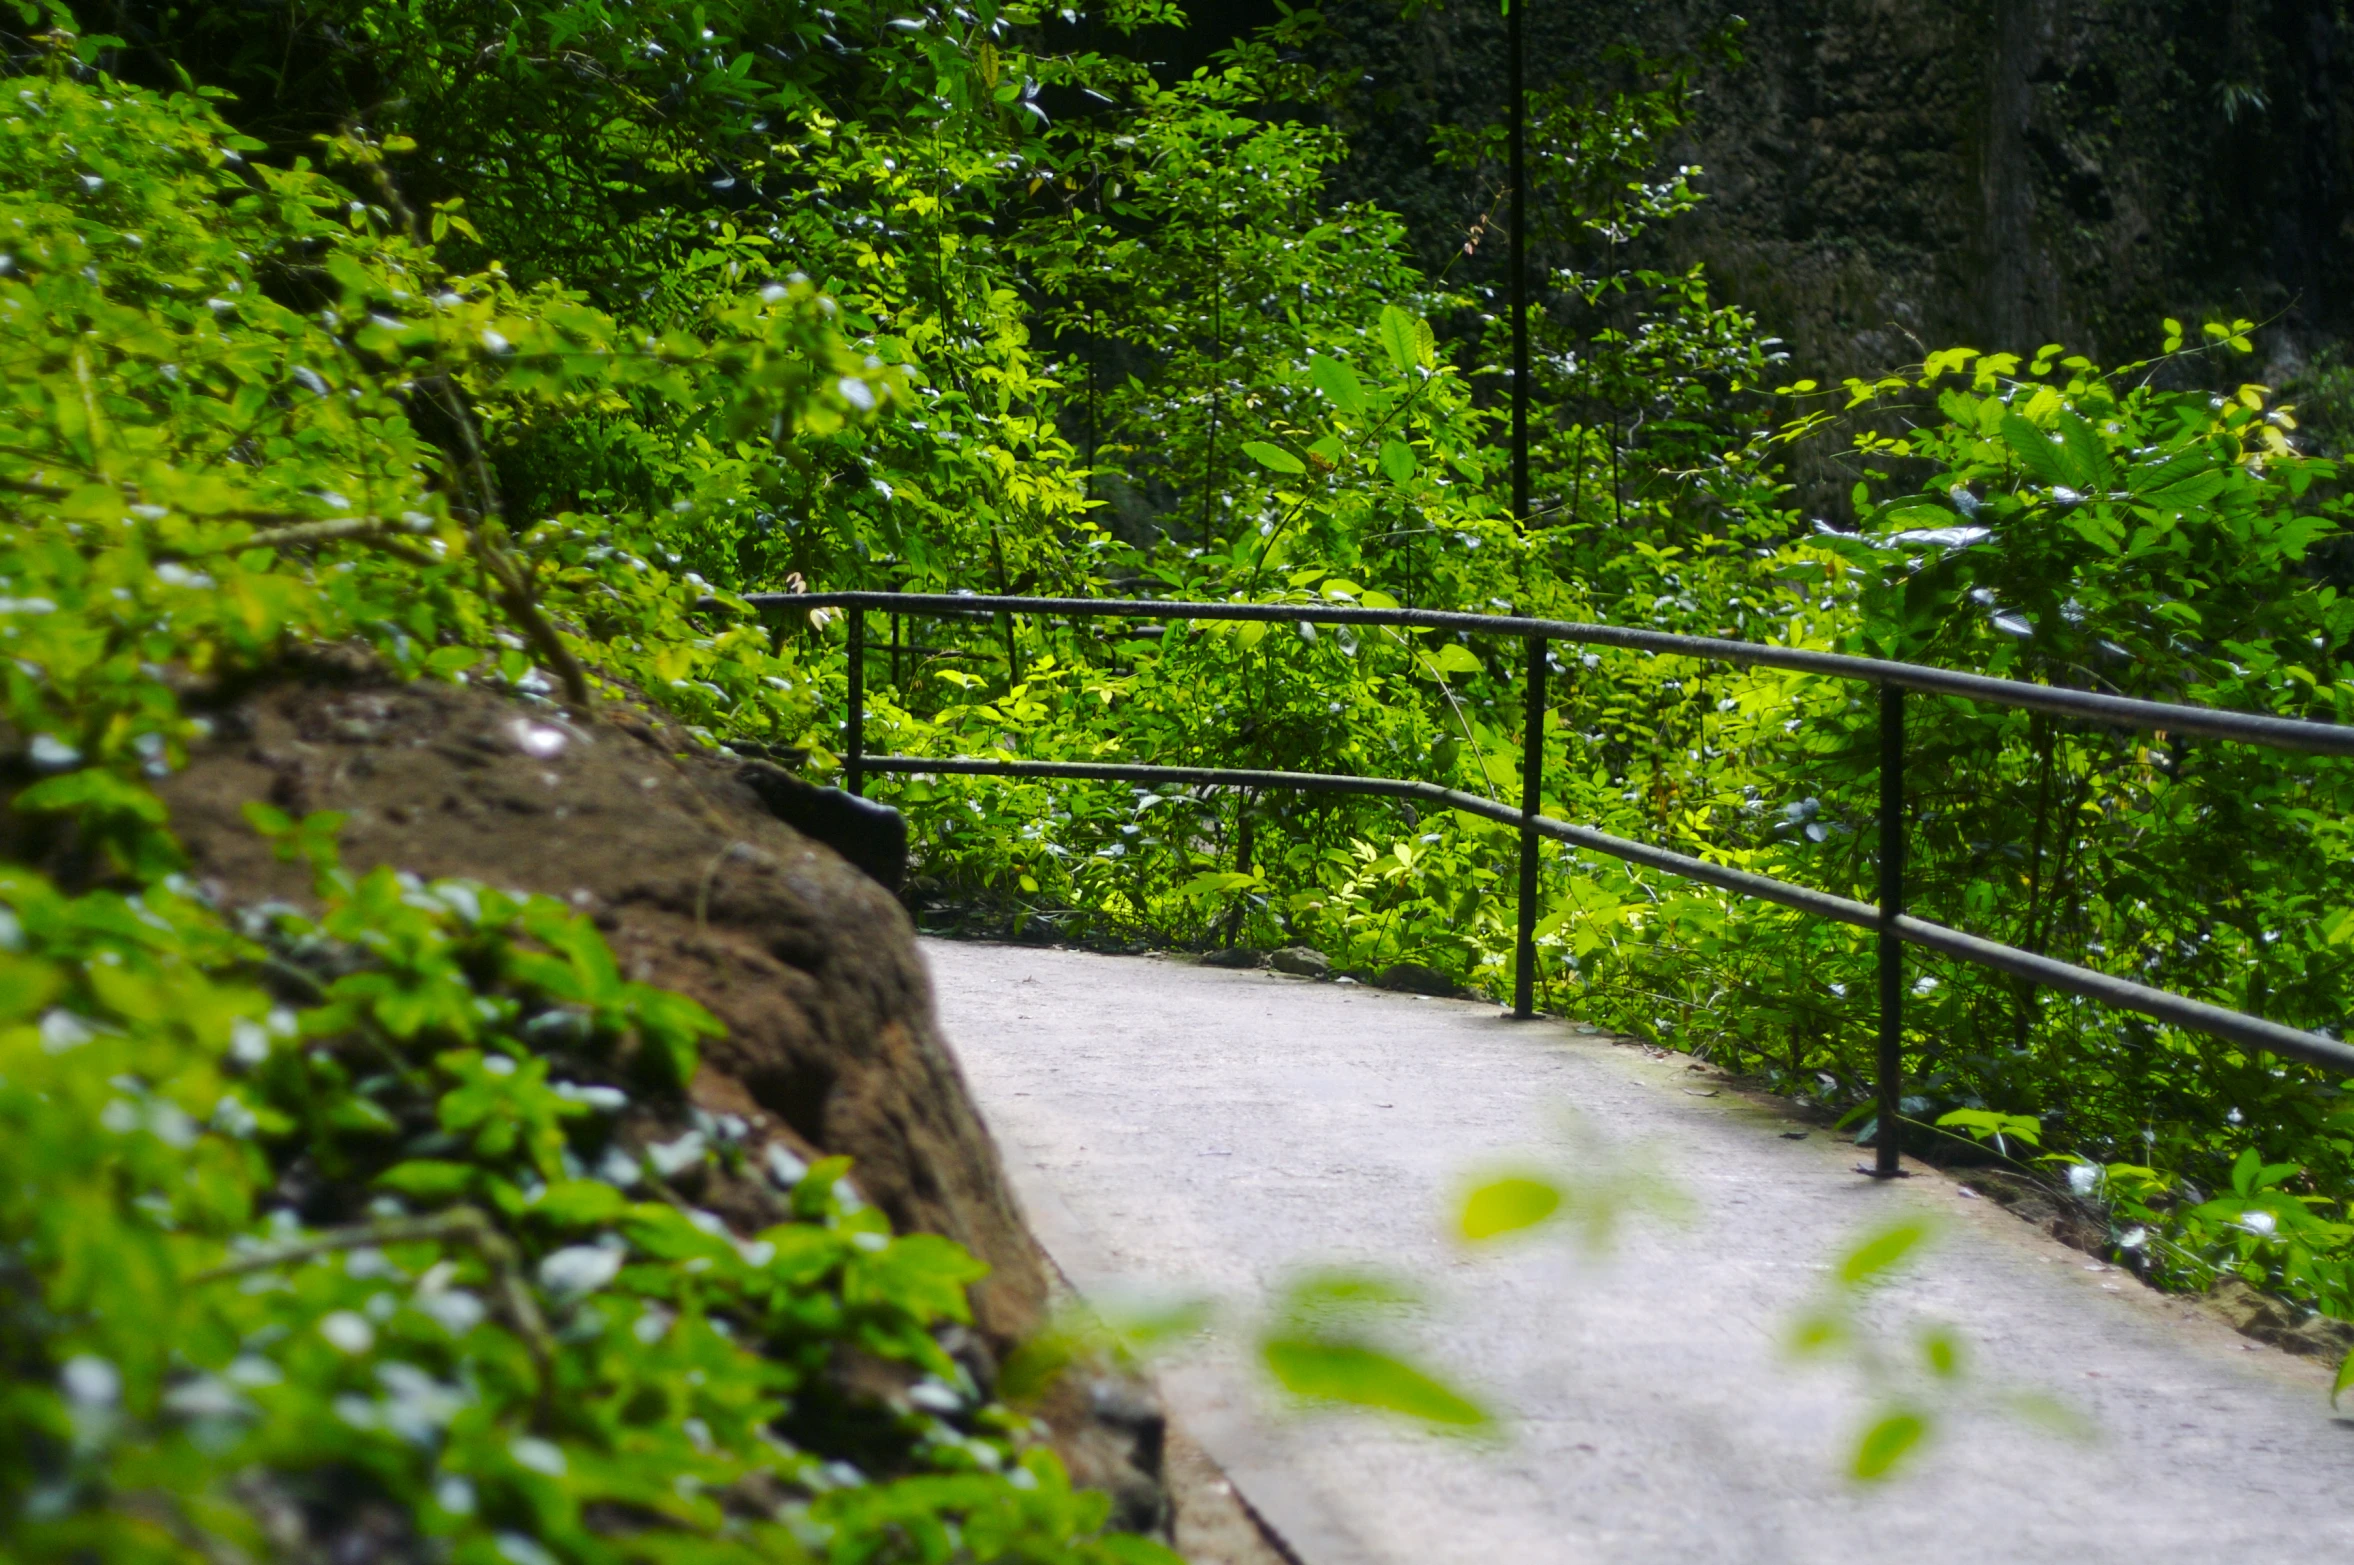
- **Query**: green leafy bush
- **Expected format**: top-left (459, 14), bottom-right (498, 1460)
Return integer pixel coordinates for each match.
top-left (0, 42), bottom-right (1173, 1561)
top-left (0, 849), bottom-right (1171, 1559)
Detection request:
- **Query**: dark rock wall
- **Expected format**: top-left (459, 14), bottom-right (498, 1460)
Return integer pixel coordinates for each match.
top-left (1314, 0), bottom-right (2354, 379)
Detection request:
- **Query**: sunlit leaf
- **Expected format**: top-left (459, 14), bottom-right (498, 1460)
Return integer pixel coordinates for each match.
top-left (1309, 354), bottom-right (1366, 415)
top-left (1241, 440), bottom-right (1305, 475)
top-left (1458, 1175), bottom-right (1562, 1241)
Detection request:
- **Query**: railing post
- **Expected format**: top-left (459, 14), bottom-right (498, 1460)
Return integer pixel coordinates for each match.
top-left (1874, 681), bottom-right (1906, 1177)
top-left (846, 605), bottom-right (866, 799)
top-left (1514, 633), bottom-right (1547, 1019)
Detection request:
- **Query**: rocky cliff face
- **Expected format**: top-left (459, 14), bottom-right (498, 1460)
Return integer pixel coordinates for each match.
top-left (1316, 0), bottom-right (2354, 381)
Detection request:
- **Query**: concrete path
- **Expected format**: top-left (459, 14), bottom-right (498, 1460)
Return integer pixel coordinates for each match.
top-left (923, 940), bottom-right (2354, 1565)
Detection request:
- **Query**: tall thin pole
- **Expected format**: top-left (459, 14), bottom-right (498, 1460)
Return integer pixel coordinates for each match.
top-left (846, 609), bottom-right (866, 800)
top-left (1507, 0), bottom-right (1542, 1018)
top-left (1874, 684), bottom-right (1906, 1176)
top-left (1507, 0), bottom-right (1529, 532)
top-left (1514, 636), bottom-right (1546, 1018)
top-left (1506, 0), bottom-right (1542, 1016)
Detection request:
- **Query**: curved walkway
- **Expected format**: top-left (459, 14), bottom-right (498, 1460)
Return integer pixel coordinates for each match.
top-left (924, 940), bottom-right (2354, 1565)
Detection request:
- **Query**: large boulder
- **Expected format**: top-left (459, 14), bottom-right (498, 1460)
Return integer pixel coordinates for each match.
top-left (31, 660), bottom-right (1174, 1532)
top-left (153, 664), bottom-right (1045, 1337)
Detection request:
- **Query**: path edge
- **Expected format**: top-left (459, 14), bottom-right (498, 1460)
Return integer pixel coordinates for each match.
top-left (995, 1140), bottom-right (1370, 1564)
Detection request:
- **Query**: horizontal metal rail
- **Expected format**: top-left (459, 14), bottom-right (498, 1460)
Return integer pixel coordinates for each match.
top-left (752, 590), bottom-right (2354, 757)
top-left (775, 589), bottom-right (2354, 1172)
top-left (863, 755), bottom-right (2354, 1076)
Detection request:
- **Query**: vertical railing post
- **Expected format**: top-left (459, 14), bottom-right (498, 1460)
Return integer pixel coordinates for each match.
top-left (1505, 0), bottom-right (1529, 539)
top-left (1514, 633), bottom-right (1547, 1019)
top-left (1506, 0), bottom-right (1536, 1021)
top-left (1874, 681), bottom-right (1906, 1176)
top-left (846, 604), bottom-right (866, 799)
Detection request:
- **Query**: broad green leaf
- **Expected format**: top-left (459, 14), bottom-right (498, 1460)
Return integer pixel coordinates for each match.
top-left (1378, 304), bottom-right (1424, 375)
top-left (1999, 413), bottom-right (2075, 486)
top-left (2052, 410), bottom-right (2115, 491)
top-left (1837, 1220), bottom-right (1930, 1288)
top-left (527, 1178), bottom-right (629, 1226)
top-left (1876, 501), bottom-right (1968, 534)
top-left (1852, 1410), bottom-right (1928, 1479)
top-left (1241, 440), bottom-right (1305, 475)
top-left (1260, 1336), bottom-right (1490, 1428)
top-left (18, 770), bottom-right (170, 823)
top-left (1309, 354), bottom-right (1366, 415)
top-left (1934, 1108), bottom-right (2040, 1148)
top-left (1458, 1175), bottom-right (1563, 1241)
top-left (1378, 439), bottom-right (1417, 484)
top-left (374, 1159), bottom-right (479, 1199)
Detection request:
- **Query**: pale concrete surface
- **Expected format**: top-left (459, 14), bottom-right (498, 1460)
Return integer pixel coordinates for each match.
top-left (923, 939), bottom-right (2354, 1565)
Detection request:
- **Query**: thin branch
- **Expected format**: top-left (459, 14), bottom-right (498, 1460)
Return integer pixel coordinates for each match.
top-left (423, 375), bottom-right (594, 709)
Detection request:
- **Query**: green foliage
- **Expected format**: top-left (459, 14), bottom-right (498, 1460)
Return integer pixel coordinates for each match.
top-left (1255, 1272), bottom-right (1490, 1432)
top-left (15, 0), bottom-right (2354, 1525)
top-left (1786, 1220), bottom-right (2080, 1482)
top-left (1934, 1110), bottom-right (2043, 1157)
top-left (0, 846), bottom-right (1169, 1560)
top-left (0, 40), bottom-right (1172, 1559)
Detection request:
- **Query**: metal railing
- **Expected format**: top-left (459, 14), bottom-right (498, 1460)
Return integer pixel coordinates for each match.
top-left (748, 589), bottom-right (2354, 1176)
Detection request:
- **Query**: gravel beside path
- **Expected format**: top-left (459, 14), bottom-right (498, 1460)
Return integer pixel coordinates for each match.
top-left (924, 939), bottom-right (2354, 1565)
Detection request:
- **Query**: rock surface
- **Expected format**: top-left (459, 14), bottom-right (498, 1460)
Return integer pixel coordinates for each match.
top-left (94, 664), bottom-right (1173, 1522)
top-left (1268, 945), bottom-right (1330, 977)
top-left (144, 667), bottom-right (1052, 1349)
top-left (1375, 960), bottom-right (1458, 996)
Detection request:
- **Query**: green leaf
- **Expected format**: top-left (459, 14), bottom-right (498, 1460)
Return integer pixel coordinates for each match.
top-left (1458, 1175), bottom-right (1562, 1241)
top-left (18, 769), bottom-right (169, 824)
top-left (0, 953), bottom-right (62, 1023)
top-left (1378, 304), bottom-right (1425, 376)
top-left (1934, 1108), bottom-right (2041, 1148)
top-left (2052, 410), bottom-right (2115, 491)
top-left (844, 1232), bottom-right (989, 1322)
top-left (1432, 642), bottom-right (1484, 676)
top-left (2333, 1347), bottom-right (2354, 1407)
top-left (1999, 413), bottom-right (2075, 487)
top-left (1241, 441), bottom-right (1305, 475)
top-left (374, 1160), bottom-right (479, 1200)
top-left (423, 645), bottom-right (483, 678)
top-left (1852, 1410), bottom-right (1928, 1479)
top-left (527, 1178), bottom-right (629, 1226)
top-left (1836, 1219), bottom-right (1930, 1288)
top-left (1379, 439), bottom-right (1417, 485)
top-left (2141, 470), bottom-right (2227, 510)
top-left (1309, 354), bottom-right (1366, 415)
top-left (1877, 502), bottom-right (1957, 532)
top-left (240, 801), bottom-right (295, 839)
top-left (1276, 1269), bottom-right (1420, 1318)
top-left (1259, 1335), bottom-right (1490, 1428)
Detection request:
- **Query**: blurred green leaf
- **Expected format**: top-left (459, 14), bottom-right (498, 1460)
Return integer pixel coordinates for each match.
top-left (1458, 1174), bottom-right (1563, 1241)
